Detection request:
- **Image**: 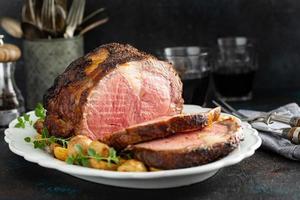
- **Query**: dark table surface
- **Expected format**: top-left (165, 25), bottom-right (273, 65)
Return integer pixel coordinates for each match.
top-left (1, 91), bottom-right (300, 200)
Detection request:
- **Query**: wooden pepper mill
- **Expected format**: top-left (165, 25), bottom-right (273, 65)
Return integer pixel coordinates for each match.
top-left (0, 35), bottom-right (24, 126)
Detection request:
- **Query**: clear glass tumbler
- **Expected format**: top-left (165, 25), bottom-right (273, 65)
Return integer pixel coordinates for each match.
top-left (213, 37), bottom-right (258, 101)
top-left (163, 46), bottom-right (211, 105)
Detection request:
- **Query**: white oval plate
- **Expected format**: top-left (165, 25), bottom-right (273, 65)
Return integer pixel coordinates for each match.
top-left (4, 105), bottom-right (261, 189)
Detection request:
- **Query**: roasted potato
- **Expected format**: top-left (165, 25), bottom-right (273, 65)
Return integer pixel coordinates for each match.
top-left (149, 167), bottom-right (161, 172)
top-left (34, 119), bottom-right (44, 134)
top-left (49, 143), bottom-right (60, 154)
top-left (89, 159), bottom-right (118, 171)
top-left (88, 141), bottom-right (109, 157)
top-left (54, 147), bottom-right (68, 161)
top-left (117, 159), bottom-right (147, 172)
top-left (119, 158), bottom-right (128, 165)
top-left (67, 135), bottom-right (92, 156)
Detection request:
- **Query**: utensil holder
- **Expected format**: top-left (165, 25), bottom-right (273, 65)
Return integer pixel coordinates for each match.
top-left (23, 36), bottom-right (84, 109)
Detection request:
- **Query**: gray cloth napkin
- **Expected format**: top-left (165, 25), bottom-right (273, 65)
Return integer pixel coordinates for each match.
top-left (239, 103), bottom-right (300, 160)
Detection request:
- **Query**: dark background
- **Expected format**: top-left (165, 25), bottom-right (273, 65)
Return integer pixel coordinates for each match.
top-left (1, 0), bottom-right (300, 98)
top-left (1, 2), bottom-right (300, 199)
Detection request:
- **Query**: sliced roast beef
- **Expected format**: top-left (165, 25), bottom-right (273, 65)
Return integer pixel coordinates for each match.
top-left (130, 119), bottom-right (241, 169)
top-left (106, 107), bottom-right (221, 149)
top-left (44, 43), bottom-right (183, 140)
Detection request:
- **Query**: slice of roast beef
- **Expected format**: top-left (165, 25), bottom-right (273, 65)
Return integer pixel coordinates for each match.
top-left (44, 43), bottom-right (183, 140)
top-left (106, 107), bottom-right (221, 149)
top-left (130, 119), bottom-right (241, 170)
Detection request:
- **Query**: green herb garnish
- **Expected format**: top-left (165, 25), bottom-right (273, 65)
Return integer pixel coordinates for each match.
top-left (24, 127), bottom-right (69, 149)
top-left (34, 103), bottom-right (46, 120)
top-left (15, 103), bottom-right (45, 128)
top-left (15, 113), bottom-right (34, 128)
top-left (66, 144), bottom-right (119, 167)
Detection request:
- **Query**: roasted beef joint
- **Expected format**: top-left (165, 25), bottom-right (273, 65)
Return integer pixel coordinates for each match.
top-left (43, 43), bottom-right (242, 169)
top-left (44, 43), bottom-right (183, 140)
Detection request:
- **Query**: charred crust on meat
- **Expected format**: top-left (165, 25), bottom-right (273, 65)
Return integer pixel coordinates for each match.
top-left (79, 89), bottom-right (89, 105)
top-left (132, 136), bottom-right (238, 170)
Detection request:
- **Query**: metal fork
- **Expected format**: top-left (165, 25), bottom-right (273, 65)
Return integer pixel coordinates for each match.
top-left (212, 99), bottom-right (259, 122)
top-left (22, 0), bottom-right (36, 25)
top-left (212, 99), bottom-right (300, 127)
top-left (41, 0), bottom-right (56, 33)
top-left (212, 99), bottom-right (300, 144)
top-left (64, 0), bottom-right (86, 38)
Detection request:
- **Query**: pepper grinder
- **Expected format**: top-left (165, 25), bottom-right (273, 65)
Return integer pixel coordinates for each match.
top-left (0, 35), bottom-right (24, 127)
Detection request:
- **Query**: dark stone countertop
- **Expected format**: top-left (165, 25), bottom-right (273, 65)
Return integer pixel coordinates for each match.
top-left (1, 92), bottom-right (300, 200)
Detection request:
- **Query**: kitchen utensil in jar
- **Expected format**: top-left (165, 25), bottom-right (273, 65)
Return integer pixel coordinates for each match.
top-left (21, 22), bottom-right (47, 40)
top-left (41, 0), bottom-right (67, 37)
top-left (79, 18), bottom-right (109, 36)
top-left (64, 0), bottom-right (86, 38)
top-left (22, 0), bottom-right (36, 25)
top-left (0, 17), bottom-right (23, 38)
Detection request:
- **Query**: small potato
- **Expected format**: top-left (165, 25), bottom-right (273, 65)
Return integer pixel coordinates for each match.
top-left (54, 147), bottom-right (68, 161)
top-left (49, 143), bottom-right (60, 154)
top-left (34, 119), bottom-right (44, 134)
top-left (149, 167), bottom-right (162, 172)
top-left (117, 159), bottom-right (147, 172)
top-left (119, 158), bottom-right (128, 165)
top-left (89, 159), bottom-right (118, 171)
top-left (88, 141), bottom-right (109, 157)
top-left (67, 135), bottom-right (92, 156)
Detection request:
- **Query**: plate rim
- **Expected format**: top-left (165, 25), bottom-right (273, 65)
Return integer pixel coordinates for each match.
top-left (4, 105), bottom-right (262, 180)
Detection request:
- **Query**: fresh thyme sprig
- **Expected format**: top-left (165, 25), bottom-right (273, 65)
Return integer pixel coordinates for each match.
top-left (34, 103), bottom-right (46, 120)
top-left (66, 144), bottom-right (120, 167)
top-left (24, 127), bottom-right (69, 149)
top-left (15, 103), bottom-right (45, 128)
top-left (13, 103), bottom-right (68, 150)
top-left (14, 113), bottom-right (33, 128)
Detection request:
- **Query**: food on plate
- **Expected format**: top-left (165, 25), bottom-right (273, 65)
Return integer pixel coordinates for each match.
top-left (89, 159), bottom-right (118, 171)
top-left (67, 135), bottom-right (92, 157)
top-left (106, 107), bottom-right (221, 149)
top-left (53, 146), bottom-right (68, 161)
top-left (43, 43), bottom-right (183, 140)
top-left (130, 119), bottom-right (241, 169)
top-left (88, 140), bottom-right (110, 157)
top-left (117, 159), bottom-right (147, 172)
top-left (49, 143), bottom-right (60, 154)
top-left (33, 119), bottom-right (44, 134)
top-left (149, 167), bottom-right (161, 171)
top-left (16, 43), bottom-right (243, 172)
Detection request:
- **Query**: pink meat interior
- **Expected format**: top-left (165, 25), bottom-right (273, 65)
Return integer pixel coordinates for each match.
top-left (135, 122), bottom-right (230, 151)
top-left (81, 60), bottom-right (181, 140)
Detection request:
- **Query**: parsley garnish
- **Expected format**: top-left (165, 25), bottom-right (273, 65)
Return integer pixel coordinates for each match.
top-left (66, 144), bottom-right (120, 167)
top-left (24, 127), bottom-right (69, 149)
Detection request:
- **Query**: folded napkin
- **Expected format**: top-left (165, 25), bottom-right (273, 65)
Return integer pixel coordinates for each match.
top-left (239, 103), bottom-right (300, 160)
